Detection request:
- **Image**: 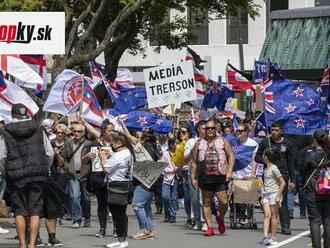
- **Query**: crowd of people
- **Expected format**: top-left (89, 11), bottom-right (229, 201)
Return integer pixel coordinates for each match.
top-left (0, 103), bottom-right (329, 248)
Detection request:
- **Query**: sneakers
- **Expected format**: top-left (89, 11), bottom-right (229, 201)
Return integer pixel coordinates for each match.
top-left (281, 228), bottom-right (292, 235)
top-left (0, 226), bottom-right (9, 234)
top-left (185, 219), bottom-right (193, 229)
top-left (106, 241), bottom-right (128, 248)
top-left (95, 229), bottom-right (106, 238)
top-left (132, 230), bottom-right (148, 240)
top-left (169, 217), bottom-right (176, 223)
top-left (164, 216), bottom-right (169, 223)
top-left (216, 216), bottom-right (226, 234)
top-left (145, 231), bottom-right (156, 240)
top-left (36, 237), bottom-right (46, 247)
top-left (72, 222), bottom-right (80, 229)
top-left (260, 236), bottom-right (270, 245)
top-left (83, 218), bottom-right (91, 227)
top-left (201, 223), bottom-right (208, 232)
top-left (204, 227), bottom-right (214, 236)
top-left (47, 238), bottom-right (63, 247)
top-left (268, 237), bottom-right (278, 245)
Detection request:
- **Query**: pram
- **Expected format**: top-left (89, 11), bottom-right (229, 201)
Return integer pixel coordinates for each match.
top-left (228, 179), bottom-right (261, 230)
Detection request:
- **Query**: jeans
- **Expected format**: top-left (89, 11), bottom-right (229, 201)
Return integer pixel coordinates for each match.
top-left (162, 181), bottom-right (178, 218)
top-left (0, 175), bottom-right (6, 202)
top-left (287, 171), bottom-right (306, 215)
top-left (182, 170), bottom-right (191, 219)
top-left (279, 177), bottom-right (290, 230)
top-left (132, 186), bottom-right (154, 232)
top-left (305, 194), bottom-right (330, 248)
top-left (67, 177), bottom-right (91, 222)
top-left (190, 180), bottom-right (202, 222)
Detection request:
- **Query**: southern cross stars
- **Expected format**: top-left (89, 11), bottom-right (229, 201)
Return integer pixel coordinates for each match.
top-left (295, 117), bottom-right (306, 128)
top-left (137, 116), bottom-right (147, 126)
top-left (285, 104), bottom-right (296, 113)
top-left (307, 98), bottom-right (315, 106)
top-left (293, 87), bottom-right (304, 97)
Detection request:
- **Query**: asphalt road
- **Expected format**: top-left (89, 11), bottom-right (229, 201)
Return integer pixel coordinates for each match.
top-left (0, 201), bottom-right (313, 248)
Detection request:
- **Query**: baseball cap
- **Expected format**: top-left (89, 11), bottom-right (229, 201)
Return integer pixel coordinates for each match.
top-left (11, 103), bottom-right (29, 120)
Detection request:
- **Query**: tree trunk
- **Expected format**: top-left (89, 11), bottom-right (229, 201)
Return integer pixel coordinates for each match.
top-left (51, 55), bottom-right (67, 82)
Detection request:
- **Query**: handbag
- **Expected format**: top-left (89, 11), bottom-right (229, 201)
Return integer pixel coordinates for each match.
top-left (107, 181), bottom-right (133, 206)
top-left (302, 156), bottom-right (330, 195)
top-left (87, 171), bottom-right (106, 193)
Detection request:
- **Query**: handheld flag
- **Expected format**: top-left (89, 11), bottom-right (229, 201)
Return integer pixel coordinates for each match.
top-left (114, 88), bottom-right (147, 114)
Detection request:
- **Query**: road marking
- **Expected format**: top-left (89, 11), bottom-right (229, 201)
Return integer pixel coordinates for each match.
top-left (269, 230), bottom-right (310, 248)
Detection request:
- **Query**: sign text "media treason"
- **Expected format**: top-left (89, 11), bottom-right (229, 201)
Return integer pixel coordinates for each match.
top-left (148, 65), bottom-right (194, 96)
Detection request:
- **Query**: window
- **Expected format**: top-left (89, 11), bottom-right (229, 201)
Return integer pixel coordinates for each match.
top-left (187, 7), bottom-right (209, 45)
top-left (226, 9), bottom-right (248, 44)
top-left (270, 0), bottom-right (288, 11)
top-left (315, 0), bottom-right (330, 6)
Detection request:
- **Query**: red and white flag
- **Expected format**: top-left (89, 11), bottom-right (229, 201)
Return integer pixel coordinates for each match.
top-left (0, 55), bottom-right (45, 90)
top-left (18, 55), bottom-right (48, 90)
top-left (0, 73), bottom-right (39, 123)
top-left (43, 69), bottom-right (83, 115)
top-left (226, 67), bottom-right (253, 93)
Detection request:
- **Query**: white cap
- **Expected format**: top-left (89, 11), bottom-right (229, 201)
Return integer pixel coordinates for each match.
top-left (0, 115), bottom-right (4, 122)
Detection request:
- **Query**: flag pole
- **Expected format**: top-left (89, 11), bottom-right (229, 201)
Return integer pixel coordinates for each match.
top-left (263, 61), bottom-right (272, 149)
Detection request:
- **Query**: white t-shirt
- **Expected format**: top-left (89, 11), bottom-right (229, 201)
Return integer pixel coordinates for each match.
top-left (104, 149), bottom-right (133, 182)
top-left (184, 138), bottom-right (197, 172)
top-left (234, 138), bottom-right (258, 179)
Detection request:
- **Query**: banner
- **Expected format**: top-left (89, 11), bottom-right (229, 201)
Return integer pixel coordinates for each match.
top-left (133, 161), bottom-right (167, 189)
top-left (143, 61), bottom-right (197, 108)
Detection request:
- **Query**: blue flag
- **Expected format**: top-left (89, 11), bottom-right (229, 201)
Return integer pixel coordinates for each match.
top-left (253, 60), bottom-right (268, 84)
top-left (263, 79), bottom-right (327, 135)
top-left (202, 80), bottom-right (234, 111)
top-left (114, 87), bottom-right (147, 114)
top-left (224, 133), bottom-right (239, 152)
top-left (233, 144), bottom-right (257, 172)
top-left (124, 110), bottom-right (172, 134)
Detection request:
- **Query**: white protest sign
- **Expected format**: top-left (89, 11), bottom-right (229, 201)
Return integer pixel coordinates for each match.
top-left (133, 142), bottom-right (153, 161)
top-left (143, 61), bottom-right (197, 108)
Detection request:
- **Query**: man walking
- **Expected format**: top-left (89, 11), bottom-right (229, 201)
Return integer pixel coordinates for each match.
top-left (255, 122), bottom-right (296, 235)
top-left (60, 123), bottom-right (91, 228)
top-left (1, 104), bottom-right (54, 248)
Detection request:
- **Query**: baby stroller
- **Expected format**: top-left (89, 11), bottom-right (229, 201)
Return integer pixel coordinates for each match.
top-left (228, 179), bottom-right (261, 229)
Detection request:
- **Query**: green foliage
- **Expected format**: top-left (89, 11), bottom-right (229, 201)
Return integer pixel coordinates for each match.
top-left (0, 0), bottom-right (46, 11)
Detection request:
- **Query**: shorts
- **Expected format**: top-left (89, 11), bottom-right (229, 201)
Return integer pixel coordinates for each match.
top-left (262, 192), bottom-right (278, 205)
top-left (199, 183), bottom-right (228, 193)
top-left (10, 182), bottom-right (44, 217)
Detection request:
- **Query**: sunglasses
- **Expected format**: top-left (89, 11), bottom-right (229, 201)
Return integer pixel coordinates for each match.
top-left (56, 131), bottom-right (64, 135)
top-left (180, 130), bottom-right (188, 133)
top-left (205, 127), bottom-right (216, 131)
top-left (73, 130), bottom-right (83, 133)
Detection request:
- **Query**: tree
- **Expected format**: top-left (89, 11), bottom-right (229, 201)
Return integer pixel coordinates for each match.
top-left (0, 0), bottom-right (259, 78)
top-left (1, 0), bottom-right (259, 106)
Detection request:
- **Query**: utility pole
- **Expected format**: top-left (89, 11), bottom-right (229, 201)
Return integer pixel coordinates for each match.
top-left (237, 7), bottom-right (244, 71)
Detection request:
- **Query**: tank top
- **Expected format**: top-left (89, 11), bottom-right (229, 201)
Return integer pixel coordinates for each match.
top-left (197, 137), bottom-right (228, 183)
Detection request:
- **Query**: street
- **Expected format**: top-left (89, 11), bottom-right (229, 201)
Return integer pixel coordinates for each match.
top-left (0, 200), bottom-right (312, 248)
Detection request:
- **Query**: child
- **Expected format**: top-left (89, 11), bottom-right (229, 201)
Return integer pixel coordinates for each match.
top-left (260, 149), bottom-right (286, 245)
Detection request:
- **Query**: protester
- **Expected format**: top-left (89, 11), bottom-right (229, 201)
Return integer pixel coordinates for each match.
top-left (0, 115), bottom-right (9, 235)
top-left (60, 123), bottom-right (92, 228)
top-left (184, 120), bottom-right (206, 231)
top-left (191, 118), bottom-right (235, 236)
top-left (41, 119), bottom-right (56, 140)
top-left (260, 149), bottom-right (286, 245)
top-left (82, 119), bottom-right (115, 238)
top-left (1, 104), bottom-right (54, 248)
top-left (161, 138), bottom-right (179, 224)
top-left (99, 134), bottom-right (135, 248)
top-left (255, 121), bottom-right (296, 235)
top-left (232, 123), bottom-right (258, 226)
top-left (300, 130), bottom-right (330, 248)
